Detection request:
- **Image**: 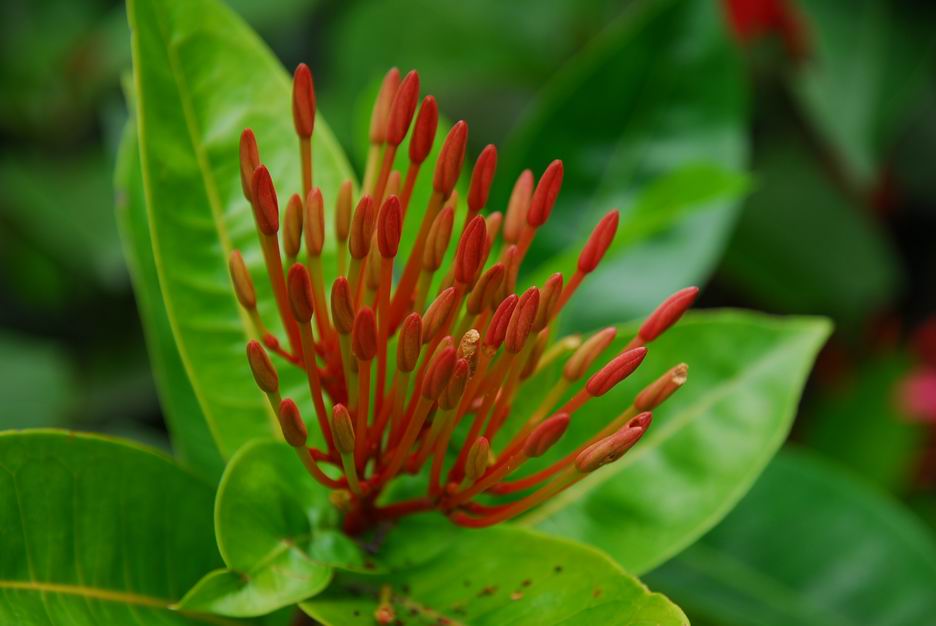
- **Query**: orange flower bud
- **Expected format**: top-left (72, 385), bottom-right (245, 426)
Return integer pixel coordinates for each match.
top-left (284, 194), bottom-right (304, 258)
top-left (466, 263), bottom-right (505, 315)
top-left (239, 129), bottom-right (260, 202)
top-left (503, 169), bottom-right (533, 244)
top-left (330, 277), bottom-right (355, 335)
top-left (304, 187), bottom-right (325, 256)
top-left (465, 437), bottom-right (490, 482)
top-left (422, 287), bottom-right (457, 343)
top-left (563, 327), bottom-right (617, 381)
top-left (635, 364), bottom-right (688, 411)
top-left (440, 358), bottom-right (470, 410)
top-left (336, 180), bottom-right (353, 243)
top-left (369, 68), bottom-right (401, 144)
top-left (228, 250), bottom-right (256, 310)
top-left (397, 313), bottom-right (423, 373)
top-left (422, 205), bottom-right (455, 271)
top-left (422, 346), bottom-right (456, 401)
top-left (575, 422), bottom-right (649, 473)
top-left (533, 273), bottom-right (563, 331)
top-left (331, 404), bottom-right (355, 455)
top-left (246, 340), bottom-right (278, 393)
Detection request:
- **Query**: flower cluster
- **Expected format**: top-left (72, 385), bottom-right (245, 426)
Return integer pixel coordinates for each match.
top-left (232, 65), bottom-right (696, 533)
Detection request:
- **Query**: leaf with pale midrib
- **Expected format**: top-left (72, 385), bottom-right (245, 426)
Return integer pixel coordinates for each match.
top-left (0, 430), bottom-right (253, 625)
top-left (128, 0), bottom-right (357, 459)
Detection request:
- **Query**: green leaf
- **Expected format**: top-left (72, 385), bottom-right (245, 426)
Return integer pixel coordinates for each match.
top-left (0, 332), bottom-right (74, 429)
top-left (804, 352), bottom-right (925, 493)
top-left (720, 135), bottom-right (900, 331)
top-left (127, 0), bottom-right (357, 458)
top-left (115, 118), bottom-right (224, 479)
top-left (645, 449), bottom-right (936, 626)
top-left (794, 0), bottom-right (936, 186)
top-left (302, 519), bottom-right (688, 625)
top-left (498, 0), bottom-right (749, 327)
top-left (178, 440), bottom-right (365, 616)
top-left (0, 429), bottom-right (248, 625)
top-left (513, 310), bottom-right (830, 574)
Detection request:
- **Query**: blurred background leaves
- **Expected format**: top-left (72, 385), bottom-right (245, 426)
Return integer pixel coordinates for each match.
top-left (2, 0), bottom-right (936, 623)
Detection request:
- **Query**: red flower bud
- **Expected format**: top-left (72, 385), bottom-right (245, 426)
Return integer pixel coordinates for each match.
top-left (454, 216), bottom-right (487, 284)
top-left (287, 264), bottom-right (315, 323)
top-left (250, 166), bottom-right (279, 235)
top-left (409, 96), bottom-right (438, 165)
top-left (527, 160), bottom-right (563, 227)
top-left (292, 63), bottom-right (316, 138)
top-left (578, 210), bottom-right (619, 274)
top-left (386, 70), bottom-right (420, 147)
top-left (523, 413), bottom-right (569, 458)
top-left (586, 347), bottom-right (647, 397)
top-left (278, 398), bottom-right (308, 447)
top-left (467, 144), bottom-right (497, 214)
top-left (352, 307), bottom-right (378, 361)
top-left (505, 287), bottom-right (539, 353)
top-left (639, 287), bottom-right (699, 343)
top-left (377, 195), bottom-right (403, 258)
top-left (484, 294), bottom-right (518, 348)
top-left (433, 121), bottom-right (468, 197)
top-left (533, 273), bottom-right (563, 331)
top-left (440, 358), bottom-right (470, 410)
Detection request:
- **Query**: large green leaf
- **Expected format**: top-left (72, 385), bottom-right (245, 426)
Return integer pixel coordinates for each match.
top-left (116, 117), bottom-right (224, 480)
top-left (512, 310), bottom-right (830, 574)
top-left (127, 0), bottom-right (357, 458)
top-left (0, 429), bottom-right (246, 625)
top-left (302, 519), bottom-right (688, 625)
top-left (794, 0), bottom-right (936, 187)
top-left (646, 449), bottom-right (936, 626)
top-left (497, 0), bottom-right (749, 329)
top-left (179, 440), bottom-right (364, 616)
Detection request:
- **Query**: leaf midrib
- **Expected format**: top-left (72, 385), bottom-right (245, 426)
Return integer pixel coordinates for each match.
top-left (0, 580), bottom-right (242, 626)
